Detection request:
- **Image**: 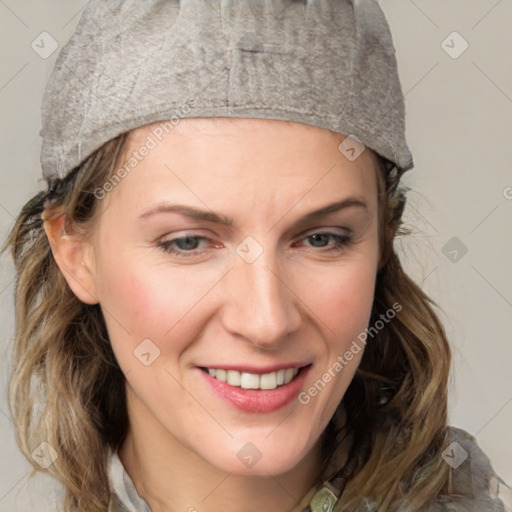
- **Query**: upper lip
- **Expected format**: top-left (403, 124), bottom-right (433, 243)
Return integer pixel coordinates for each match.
top-left (198, 362), bottom-right (312, 375)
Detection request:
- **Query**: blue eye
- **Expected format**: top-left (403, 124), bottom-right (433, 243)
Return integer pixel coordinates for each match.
top-left (157, 231), bottom-right (352, 258)
top-left (157, 236), bottom-right (209, 257)
top-left (300, 232), bottom-right (352, 251)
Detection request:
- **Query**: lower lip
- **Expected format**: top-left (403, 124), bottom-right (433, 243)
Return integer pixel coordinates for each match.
top-left (199, 366), bottom-right (311, 413)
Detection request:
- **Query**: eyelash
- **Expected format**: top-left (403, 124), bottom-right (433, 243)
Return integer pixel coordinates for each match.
top-left (156, 231), bottom-right (353, 258)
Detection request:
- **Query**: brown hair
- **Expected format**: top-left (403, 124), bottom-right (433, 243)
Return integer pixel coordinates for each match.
top-left (2, 133), bottom-right (452, 511)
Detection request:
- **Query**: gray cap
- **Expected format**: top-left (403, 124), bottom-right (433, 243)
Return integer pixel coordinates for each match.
top-left (40, 0), bottom-right (414, 181)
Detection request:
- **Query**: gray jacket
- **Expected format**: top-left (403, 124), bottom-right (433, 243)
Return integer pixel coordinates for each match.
top-left (107, 427), bottom-right (511, 512)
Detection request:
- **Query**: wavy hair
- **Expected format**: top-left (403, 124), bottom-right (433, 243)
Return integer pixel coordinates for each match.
top-left (2, 133), bottom-right (452, 512)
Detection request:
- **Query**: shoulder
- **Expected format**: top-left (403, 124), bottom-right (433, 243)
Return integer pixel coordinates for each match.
top-left (429, 426), bottom-right (511, 512)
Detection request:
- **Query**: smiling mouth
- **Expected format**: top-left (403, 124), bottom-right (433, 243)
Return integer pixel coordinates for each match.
top-left (199, 366), bottom-right (309, 390)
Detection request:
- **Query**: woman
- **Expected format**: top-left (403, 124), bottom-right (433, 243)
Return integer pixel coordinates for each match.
top-left (2, 0), bottom-right (509, 511)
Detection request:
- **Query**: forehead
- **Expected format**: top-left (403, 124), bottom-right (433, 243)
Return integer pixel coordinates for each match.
top-left (122, 117), bottom-right (378, 175)
top-left (104, 117), bottom-right (379, 219)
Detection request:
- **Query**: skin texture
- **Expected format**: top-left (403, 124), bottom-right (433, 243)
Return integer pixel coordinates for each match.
top-left (44, 118), bottom-right (381, 512)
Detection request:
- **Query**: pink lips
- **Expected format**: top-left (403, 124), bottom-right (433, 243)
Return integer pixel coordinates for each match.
top-left (199, 365), bottom-right (311, 413)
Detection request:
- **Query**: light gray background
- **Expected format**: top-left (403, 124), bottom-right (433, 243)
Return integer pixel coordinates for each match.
top-left (1, 1), bottom-right (511, 510)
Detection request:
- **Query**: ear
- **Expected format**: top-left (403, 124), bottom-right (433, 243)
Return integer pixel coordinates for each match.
top-left (42, 207), bottom-right (99, 305)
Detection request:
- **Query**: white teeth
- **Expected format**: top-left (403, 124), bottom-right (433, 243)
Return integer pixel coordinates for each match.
top-left (240, 373), bottom-right (260, 389)
top-left (226, 370), bottom-right (241, 386)
top-left (216, 369), bottom-right (227, 382)
top-left (206, 367), bottom-right (301, 390)
top-left (259, 372), bottom-right (277, 390)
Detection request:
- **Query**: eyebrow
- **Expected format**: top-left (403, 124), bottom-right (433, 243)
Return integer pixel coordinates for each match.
top-left (137, 196), bottom-right (368, 227)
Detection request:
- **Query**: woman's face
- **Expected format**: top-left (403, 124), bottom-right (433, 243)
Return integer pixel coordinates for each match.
top-left (87, 118), bottom-right (380, 476)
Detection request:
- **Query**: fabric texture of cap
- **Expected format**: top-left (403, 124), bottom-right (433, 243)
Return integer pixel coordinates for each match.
top-left (40, 0), bottom-right (414, 182)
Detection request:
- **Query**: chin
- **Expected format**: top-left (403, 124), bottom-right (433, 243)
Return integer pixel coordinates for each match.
top-left (199, 433), bottom-right (315, 477)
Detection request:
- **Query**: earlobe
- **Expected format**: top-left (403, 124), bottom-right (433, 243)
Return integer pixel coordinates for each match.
top-left (42, 209), bottom-right (99, 305)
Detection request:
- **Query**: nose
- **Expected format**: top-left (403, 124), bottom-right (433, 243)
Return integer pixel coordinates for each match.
top-left (220, 249), bottom-right (302, 350)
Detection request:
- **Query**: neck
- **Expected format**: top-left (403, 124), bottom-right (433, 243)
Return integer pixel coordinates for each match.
top-left (118, 386), bottom-right (326, 512)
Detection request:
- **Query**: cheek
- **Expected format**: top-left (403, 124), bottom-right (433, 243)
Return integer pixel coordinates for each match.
top-left (94, 250), bottom-right (221, 366)
top-left (328, 266), bottom-right (374, 316)
top-left (294, 259), bottom-right (376, 427)
top-left (295, 257), bottom-right (377, 342)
